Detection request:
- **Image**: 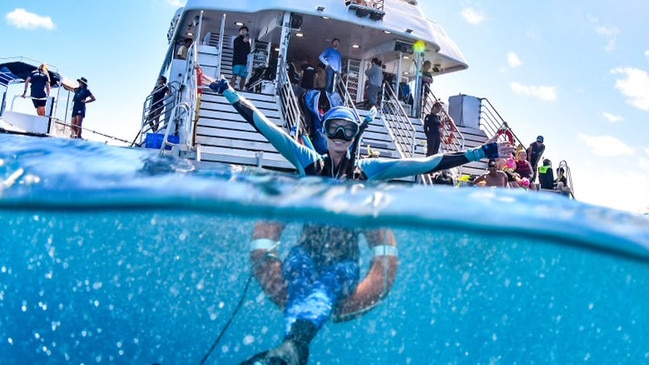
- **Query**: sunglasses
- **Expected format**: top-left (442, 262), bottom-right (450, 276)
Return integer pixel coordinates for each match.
top-left (324, 120), bottom-right (358, 141)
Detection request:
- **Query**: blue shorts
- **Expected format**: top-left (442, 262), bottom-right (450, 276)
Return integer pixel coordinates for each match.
top-left (232, 64), bottom-right (248, 78)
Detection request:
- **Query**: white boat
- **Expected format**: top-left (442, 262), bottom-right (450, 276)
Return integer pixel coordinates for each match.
top-left (0, 57), bottom-right (76, 138)
top-left (134, 0), bottom-right (533, 182)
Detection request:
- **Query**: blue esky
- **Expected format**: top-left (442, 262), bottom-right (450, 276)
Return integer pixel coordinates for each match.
top-left (2, 0), bottom-right (648, 213)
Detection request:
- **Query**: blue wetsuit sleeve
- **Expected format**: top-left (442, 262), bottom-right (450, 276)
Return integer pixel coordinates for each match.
top-left (222, 88), bottom-right (321, 175)
top-left (358, 148), bottom-right (489, 181)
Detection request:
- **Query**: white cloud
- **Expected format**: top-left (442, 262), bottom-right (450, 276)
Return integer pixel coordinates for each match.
top-left (595, 25), bottom-right (620, 36)
top-left (589, 16), bottom-right (619, 52)
top-left (165, 0), bottom-right (186, 6)
top-left (461, 7), bottom-right (485, 25)
top-left (5, 8), bottom-right (55, 30)
top-left (577, 133), bottom-right (634, 157)
top-left (611, 67), bottom-right (649, 111)
top-left (507, 52), bottom-right (523, 68)
top-left (602, 112), bottom-right (623, 123)
top-left (645, 50), bottom-right (649, 62)
top-left (510, 82), bottom-right (557, 101)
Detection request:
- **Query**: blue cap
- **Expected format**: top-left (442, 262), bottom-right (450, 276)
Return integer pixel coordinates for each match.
top-left (537, 135), bottom-right (544, 142)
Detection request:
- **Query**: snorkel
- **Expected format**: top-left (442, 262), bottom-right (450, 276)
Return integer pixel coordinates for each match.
top-left (345, 106), bottom-right (377, 178)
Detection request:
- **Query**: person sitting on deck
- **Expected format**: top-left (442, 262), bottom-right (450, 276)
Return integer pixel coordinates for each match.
top-left (471, 159), bottom-right (509, 188)
top-left (208, 78), bottom-right (514, 365)
top-left (554, 167), bottom-right (572, 197)
top-left (537, 159), bottom-right (554, 190)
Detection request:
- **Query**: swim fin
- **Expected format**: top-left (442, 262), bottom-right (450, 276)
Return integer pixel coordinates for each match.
top-left (238, 339), bottom-right (307, 365)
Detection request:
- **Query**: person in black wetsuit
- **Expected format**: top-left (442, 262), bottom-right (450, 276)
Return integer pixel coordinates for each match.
top-left (209, 79), bottom-right (514, 365)
top-left (423, 101), bottom-right (443, 156)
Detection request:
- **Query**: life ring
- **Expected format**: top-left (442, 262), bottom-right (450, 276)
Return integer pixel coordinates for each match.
top-left (440, 118), bottom-right (455, 145)
top-left (496, 128), bottom-right (514, 144)
top-left (249, 226), bottom-right (399, 323)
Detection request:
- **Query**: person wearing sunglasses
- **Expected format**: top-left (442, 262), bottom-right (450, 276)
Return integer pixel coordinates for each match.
top-left (209, 79), bottom-right (514, 365)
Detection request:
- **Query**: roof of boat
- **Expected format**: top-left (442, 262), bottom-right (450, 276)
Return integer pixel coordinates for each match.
top-left (178, 0), bottom-right (467, 73)
top-left (0, 58), bottom-right (62, 87)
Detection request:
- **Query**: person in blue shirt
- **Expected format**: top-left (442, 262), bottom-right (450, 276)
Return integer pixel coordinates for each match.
top-left (71, 77), bottom-right (96, 139)
top-left (21, 64), bottom-right (51, 116)
top-left (318, 38), bottom-right (342, 93)
top-left (209, 79), bottom-right (513, 365)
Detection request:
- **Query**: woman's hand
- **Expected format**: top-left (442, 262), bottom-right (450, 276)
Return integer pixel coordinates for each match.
top-left (484, 135), bottom-right (515, 157)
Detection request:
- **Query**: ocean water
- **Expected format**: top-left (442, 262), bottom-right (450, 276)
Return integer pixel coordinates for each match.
top-left (1, 134), bottom-right (648, 365)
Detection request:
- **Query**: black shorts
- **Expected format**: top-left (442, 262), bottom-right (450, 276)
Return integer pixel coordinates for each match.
top-left (32, 98), bottom-right (46, 108)
top-left (72, 107), bottom-right (86, 118)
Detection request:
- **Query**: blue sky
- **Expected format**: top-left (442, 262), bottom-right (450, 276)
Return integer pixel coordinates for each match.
top-left (2, 0), bottom-right (648, 213)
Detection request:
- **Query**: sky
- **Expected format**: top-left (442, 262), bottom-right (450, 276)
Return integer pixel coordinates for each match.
top-left (2, 0), bottom-right (648, 213)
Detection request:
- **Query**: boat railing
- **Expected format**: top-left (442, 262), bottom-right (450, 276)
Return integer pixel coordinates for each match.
top-left (278, 63), bottom-right (306, 141)
top-left (132, 81), bottom-right (180, 147)
top-left (479, 97), bottom-right (524, 147)
top-left (423, 87), bottom-right (466, 153)
top-left (334, 74), bottom-right (365, 158)
top-left (379, 82), bottom-right (417, 158)
top-left (345, 0), bottom-right (386, 20)
top-left (558, 160), bottom-right (575, 199)
top-left (134, 42), bottom-right (199, 154)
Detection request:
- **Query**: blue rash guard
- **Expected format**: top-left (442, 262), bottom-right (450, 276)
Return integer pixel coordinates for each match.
top-left (219, 86), bottom-right (496, 336)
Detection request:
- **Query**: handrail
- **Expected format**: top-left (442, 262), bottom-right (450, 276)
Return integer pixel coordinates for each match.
top-left (479, 97), bottom-right (524, 147)
top-left (422, 87), bottom-right (465, 153)
top-left (558, 160), bottom-right (575, 199)
top-left (278, 63), bottom-right (306, 140)
top-left (334, 72), bottom-right (361, 115)
top-left (132, 81), bottom-right (180, 147)
top-left (379, 82), bottom-right (416, 158)
top-left (334, 74), bottom-right (364, 158)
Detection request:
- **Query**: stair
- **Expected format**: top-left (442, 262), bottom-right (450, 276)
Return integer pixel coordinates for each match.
top-left (195, 90), bottom-right (294, 169)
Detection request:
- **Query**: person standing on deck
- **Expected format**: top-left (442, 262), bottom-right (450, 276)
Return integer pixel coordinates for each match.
top-left (22, 64), bottom-right (51, 116)
top-left (364, 58), bottom-right (383, 107)
top-left (423, 101), bottom-right (443, 156)
top-left (319, 38), bottom-right (342, 93)
top-left (209, 78), bottom-right (514, 365)
top-left (231, 26), bottom-right (252, 91)
top-left (71, 77), bottom-right (95, 139)
top-left (527, 135), bottom-right (545, 183)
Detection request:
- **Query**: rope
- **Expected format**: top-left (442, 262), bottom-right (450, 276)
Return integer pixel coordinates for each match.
top-left (198, 274), bottom-right (254, 365)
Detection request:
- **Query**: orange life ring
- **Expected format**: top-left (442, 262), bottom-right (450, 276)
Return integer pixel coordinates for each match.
top-left (440, 118), bottom-right (455, 145)
top-left (496, 128), bottom-right (514, 144)
top-left (250, 231), bottom-right (399, 323)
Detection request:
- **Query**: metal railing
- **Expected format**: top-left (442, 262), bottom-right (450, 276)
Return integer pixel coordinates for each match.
top-left (479, 97), bottom-right (524, 147)
top-left (422, 86), bottom-right (465, 153)
top-left (558, 160), bottom-right (575, 199)
top-left (131, 81), bottom-right (180, 147)
top-left (133, 42), bottom-right (199, 154)
top-left (379, 82), bottom-right (417, 158)
top-left (277, 63), bottom-right (306, 140)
